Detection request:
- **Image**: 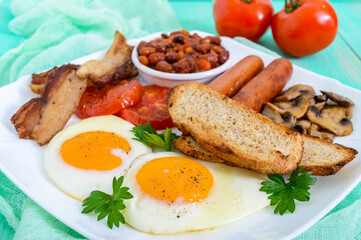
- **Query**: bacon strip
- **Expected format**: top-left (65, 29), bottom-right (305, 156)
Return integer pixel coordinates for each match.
top-left (11, 98), bottom-right (43, 139)
top-left (30, 65), bottom-right (79, 94)
top-left (76, 31), bottom-right (136, 87)
top-left (11, 64), bottom-right (86, 145)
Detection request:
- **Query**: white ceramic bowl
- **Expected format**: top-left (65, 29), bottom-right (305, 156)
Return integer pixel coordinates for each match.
top-left (131, 31), bottom-right (232, 87)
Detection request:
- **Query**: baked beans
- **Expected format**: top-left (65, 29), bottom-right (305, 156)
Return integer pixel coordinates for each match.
top-left (137, 30), bottom-right (229, 73)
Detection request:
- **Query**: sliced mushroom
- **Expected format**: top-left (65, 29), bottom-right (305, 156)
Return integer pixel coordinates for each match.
top-left (261, 104), bottom-right (296, 128)
top-left (273, 94), bottom-right (312, 119)
top-left (267, 84), bottom-right (354, 139)
top-left (261, 104), bottom-right (283, 123)
top-left (274, 84), bottom-right (315, 102)
top-left (314, 94), bottom-right (328, 102)
top-left (313, 101), bottom-right (327, 109)
top-left (294, 119), bottom-right (312, 134)
top-left (309, 98), bottom-right (316, 106)
top-left (319, 132), bottom-right (335, 143)
top-left (345, 107), bottom-right (353, 120)
top-left (320, 91), bottom-right (355, 107)
top-left (309, 98), bottom-right (326, 109)
top-left (307, 105), bottom-right (353, 136)
top-left (282, 112), bottom-right (296, 129)
top-left (265, 102), bottom-right (286, 115)
top-left (309, 123), bottom-right (335, 143)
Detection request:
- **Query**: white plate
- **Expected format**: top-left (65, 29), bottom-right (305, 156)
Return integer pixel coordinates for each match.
top-left (0, 31), bottom-right (360, 240)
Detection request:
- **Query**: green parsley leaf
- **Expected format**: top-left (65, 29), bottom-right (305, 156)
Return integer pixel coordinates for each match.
top-left (260, 166), bottom-right (317, 215)
top-left (131, 121), bottom-right (179, 151)
top-left (81, 176), bottom-right (133, 229)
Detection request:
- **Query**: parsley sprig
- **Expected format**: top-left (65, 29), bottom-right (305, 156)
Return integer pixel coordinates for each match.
top-left (131, 121), bottom-right (179, 151)
top-left (260, 166), bottom-right (317, 215)
top-left (81, 176), bottom-right (133, 229)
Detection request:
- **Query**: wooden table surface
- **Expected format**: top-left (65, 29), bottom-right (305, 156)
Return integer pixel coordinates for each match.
top-left (1, 0), bottom-right (360, 239)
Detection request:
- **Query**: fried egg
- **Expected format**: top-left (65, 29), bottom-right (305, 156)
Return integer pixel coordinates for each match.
top-left (123, 152), bottom-right (269, 234)
top-left (44, 116), bottom-right (152, 201)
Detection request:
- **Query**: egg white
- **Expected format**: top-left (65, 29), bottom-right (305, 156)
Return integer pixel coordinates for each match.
top-left (44, 116), bottom-right (152, 201)
top-left (123, 152), bottom-right (269, 234)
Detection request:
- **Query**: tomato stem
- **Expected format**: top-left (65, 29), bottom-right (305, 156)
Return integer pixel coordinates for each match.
top-left (284, 0), bottom-right (301, 13)
top-left (240, 0), bottom-right (252, 3)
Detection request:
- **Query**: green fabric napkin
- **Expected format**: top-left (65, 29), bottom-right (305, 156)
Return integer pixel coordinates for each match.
top-left (1, 0), bottom-right (361, 239)
top-left (0, 0), bottom-right (181, 86)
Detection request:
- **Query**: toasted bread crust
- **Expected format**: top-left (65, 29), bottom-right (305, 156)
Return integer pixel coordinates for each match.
top-left (302, 164), bottom-right (347, 176)
top-left (175, 131), bottom-right (357, 176)
top-left (174, 135), bottom-right (237, 167)
top-left (175, 134), bottom-right (300, 174)
top-left (168, 82), bottom-right (303, 174)
top-left (194, 135), bottom-right (302, 174)
top-left (300, 135), bottom-right (358, 176)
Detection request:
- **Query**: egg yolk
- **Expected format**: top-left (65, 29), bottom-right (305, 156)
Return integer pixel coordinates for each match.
top-left (60, 131), bottom-right (130, 171)
top-left (136, 157), bottom-right (214, 203)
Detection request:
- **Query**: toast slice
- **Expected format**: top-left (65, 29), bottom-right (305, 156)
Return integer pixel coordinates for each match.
top-left (174, 135), bottom-right (237, 166)
top-left (174, 134), bottom-right (358, 176)
top-left (300, 135), bottom-right (357, 175)
top-left (168, 82), bottom-right (304, 174)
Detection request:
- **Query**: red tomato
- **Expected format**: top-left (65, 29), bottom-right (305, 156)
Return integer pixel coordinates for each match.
top-left (75, 80), bottom-right (142, 119)
top-left (272, 0), bottom-right (338, 57)
top-left (117, 85), bottom-right (174, 130)
top-left (213, 0), bottom-right (273, 42)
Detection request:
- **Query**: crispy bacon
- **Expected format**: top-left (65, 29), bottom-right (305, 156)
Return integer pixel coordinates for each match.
top-left (11, 98), bottom-right (43, 139)
top-left (11, 64), bottom-right (86, 145)
top-left (30, 69), bottom-right (54, 94)
top-left (30, 64), bottom-right (79, 94)
top-left (12, 31), bottom-right (137, 145)
top-left (112, 60), bottom-right (138, 83)
top-left (76, 31), bottom-right (136, 87)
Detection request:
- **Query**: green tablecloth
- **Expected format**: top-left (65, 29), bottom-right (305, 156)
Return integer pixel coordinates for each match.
top-left (1, 0), bottom-right (361, 239)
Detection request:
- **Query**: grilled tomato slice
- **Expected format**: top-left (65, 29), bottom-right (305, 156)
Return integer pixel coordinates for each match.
top-left (75, 80), bottom-right (142, 119)
top-left (117, 85), bottom-right (174, 130)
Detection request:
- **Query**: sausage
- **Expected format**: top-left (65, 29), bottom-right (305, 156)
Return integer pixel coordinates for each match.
top-left (232, 58), bottom-right (293, 112)
top-left (207, 55), bottom-right (264, 97)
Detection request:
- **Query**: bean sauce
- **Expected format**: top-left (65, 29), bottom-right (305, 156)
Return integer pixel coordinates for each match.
top-left (137, 30), bottom-right (229, 73)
